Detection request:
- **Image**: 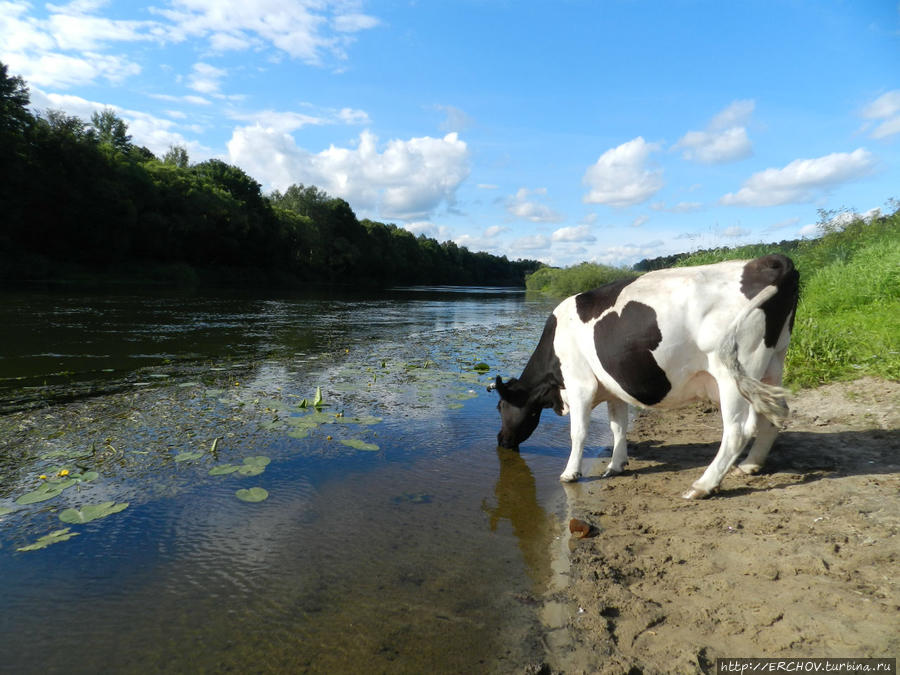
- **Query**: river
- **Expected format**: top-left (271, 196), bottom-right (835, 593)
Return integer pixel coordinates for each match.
top-left (0, 286), bottom-right (611, 673)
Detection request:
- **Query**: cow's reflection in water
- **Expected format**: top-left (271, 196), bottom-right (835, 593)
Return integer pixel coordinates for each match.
top-left (482, 446), bottom-right (555, 591)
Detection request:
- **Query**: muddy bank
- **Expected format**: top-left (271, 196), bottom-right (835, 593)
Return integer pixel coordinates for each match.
top-left (549, 377), bottom-right (899, 674)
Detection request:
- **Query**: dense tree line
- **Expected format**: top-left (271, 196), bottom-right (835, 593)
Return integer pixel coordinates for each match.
top-left (0, 63), bottom-right (540, 287)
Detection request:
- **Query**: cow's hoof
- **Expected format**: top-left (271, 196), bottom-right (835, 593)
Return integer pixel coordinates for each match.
top-left (601, 467), bottom-right (623, 478)
top-left (682, 487), bottom-right (711, 500)
top-left (734, 463), bottom-right (762, 475)
top-left (560, 471), bottom-right (582, 483)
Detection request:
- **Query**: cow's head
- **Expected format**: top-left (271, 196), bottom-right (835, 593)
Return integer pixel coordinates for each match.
top-left (490, 375), bottom-right (546, 449)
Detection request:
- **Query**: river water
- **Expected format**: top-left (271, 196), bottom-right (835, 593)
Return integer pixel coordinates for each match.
top-left (0, 286), bottom-right (611, 673)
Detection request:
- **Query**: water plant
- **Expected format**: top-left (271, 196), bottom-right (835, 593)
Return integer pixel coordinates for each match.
top-left (340, 439), bottom-right (379, 451)
top-left (235, 487), bottom-right (268, 502)
top-left (17, 528), bottom-right (80, 552)
top-left (59, 501), bottom-right (129, 524)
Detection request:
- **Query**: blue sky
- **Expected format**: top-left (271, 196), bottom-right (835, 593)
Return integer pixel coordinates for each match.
top-left (2, 1), bottom-right (898, 267)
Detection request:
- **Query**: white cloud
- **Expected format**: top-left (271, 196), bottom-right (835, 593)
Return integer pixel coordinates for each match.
top-left (861, 90), bottom-right (900, 139)
top-left (551, 225), bottom-right (595, 243)
top-left (798, 223), bottom-right (818, 237)
top-left (582, 137), bottom-right (663, 207)
top-left (592, 240), bottom-right (665, 266)
top-left (477, 183), bottom-right (498, 190)
top-left (506, 187), bottom-right (564, 223)
top-left (484, 225), bottom-right (508, 238)
top-left (155, 1), bottom-right (378, 65)
top-left (720, 148), bottom-right (877, 206)
top-left (651, 201), bottom-right (703, 213)
top-left (509, 234), bottom-right (550, 252)
top-left (433, 104), bottom-right (472, 133)
top-left (228, 128), bottom-right (470, 221)
top-left (675, 100), bottom-right (754, 164)
top-left (721, 225), bottom-right (750, 238)
top-left (630, 215), bottom-right (649, 228)
top-left (188, 61), bottom-right (227, 94)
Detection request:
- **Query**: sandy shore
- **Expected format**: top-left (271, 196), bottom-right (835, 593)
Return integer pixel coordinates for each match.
top-left (545, 377), bottom-right (899, 674)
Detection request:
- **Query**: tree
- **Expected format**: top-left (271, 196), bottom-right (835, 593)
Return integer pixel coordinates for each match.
top-left (0, 61), bottom-right (32, 136)
top-left (91, 108), bottom-right (131, 152)
top-left (163, 144), bottom-right (189, 168)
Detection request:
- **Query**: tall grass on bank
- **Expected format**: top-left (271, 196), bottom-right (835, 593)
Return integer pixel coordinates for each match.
top-left (524, 262), bottom-right (636, 297)
top-left (676, 207), bottom-right (899, 387)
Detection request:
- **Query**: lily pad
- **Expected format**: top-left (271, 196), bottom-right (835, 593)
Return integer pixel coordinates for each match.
top-left (473, 362), bottom-right (491, 373)
top-left (340, 439), bottom-right (380, 452)
top-left (16, 482), bottom-right (72, 505)
top-left (243, 456), bottom-right (271, 467)
top-left (0, 506), bottom-right (16, 515)
top-left (59, 501), bottom-right (129, 524)
top-left (287, 428), bottom-right (310, 439)
top-left (236, 487), bottom-right (269, 503)
top-left (17, 528), bottom-right (80, 552)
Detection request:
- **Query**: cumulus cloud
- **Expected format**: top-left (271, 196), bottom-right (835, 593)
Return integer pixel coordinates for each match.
top-left (188, 61), bottom-right (227, 94)
top-left (582, 137), bottom-right (663, 207)
top-left (720, 148), bottom-right (877, 206)
top-left (861, 90), bottom-right (900, 139)
top-left (227, 128), bottom-right (470, 221)
top-left (675, 100), bottom-right (754, 164)
top-left (509, 234), bottom-right (550, 252)
top-left (651, 201), bottom-right (703, 213)
top-left (551, 225), bottom-right (596, 243)
top-left (506, 188), bottom-right (564, 223)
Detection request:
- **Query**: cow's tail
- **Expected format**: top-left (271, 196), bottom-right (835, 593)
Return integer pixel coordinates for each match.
top-left (717, 284), bottom-right (790, 426)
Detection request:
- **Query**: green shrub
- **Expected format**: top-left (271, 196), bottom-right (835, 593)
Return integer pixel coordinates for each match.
top-left (525, 263), bottom-right (636, 297)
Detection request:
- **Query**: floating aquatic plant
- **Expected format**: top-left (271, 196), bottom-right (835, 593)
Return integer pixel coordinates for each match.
top-left (17, 528), bottom-right (80, 552)
top-left (340, 439), bottom-right (379, 451)
top-left (59, 501), bottom-right (129, 524)
top-left (235, 487), bottom-right (268, 502)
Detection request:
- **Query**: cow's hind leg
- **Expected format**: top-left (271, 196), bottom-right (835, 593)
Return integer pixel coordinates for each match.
top-left (736, 415), bottom-right (778, 475)
top-left (683, 380), bottom-right (751, 499)
top-left (737, 351), bottom-right (787, 475)
top-left (602, 398), bottom-right (629, 477)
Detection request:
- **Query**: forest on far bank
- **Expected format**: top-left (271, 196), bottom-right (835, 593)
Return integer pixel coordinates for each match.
top-left (0, 62), bottom-right (540, 288)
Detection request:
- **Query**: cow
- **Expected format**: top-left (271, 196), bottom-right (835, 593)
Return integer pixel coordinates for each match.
top-left (490, 254), bottom-right (799, 499)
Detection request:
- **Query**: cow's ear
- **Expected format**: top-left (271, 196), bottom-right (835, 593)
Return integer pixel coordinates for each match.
top-left (492, 375), bottom-right (508, 399)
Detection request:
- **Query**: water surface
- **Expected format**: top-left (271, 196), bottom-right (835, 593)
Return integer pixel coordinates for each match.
top-left (0, 286), bottom-right (610, 672)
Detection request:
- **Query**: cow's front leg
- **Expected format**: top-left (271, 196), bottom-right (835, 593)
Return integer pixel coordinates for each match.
top-left (560, 392), bottom-right (593, 482)
top-left (602, 398), bottom-right (629, 477)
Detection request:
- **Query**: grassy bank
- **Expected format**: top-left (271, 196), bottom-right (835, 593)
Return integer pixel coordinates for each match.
top-left (524, 206), bottom-right (899, 388)
top-left (676, 207), bottom-right (899, 387)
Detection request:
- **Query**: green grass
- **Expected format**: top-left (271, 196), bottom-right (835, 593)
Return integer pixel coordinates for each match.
top-left (677, 207), bottom-right (900, 388)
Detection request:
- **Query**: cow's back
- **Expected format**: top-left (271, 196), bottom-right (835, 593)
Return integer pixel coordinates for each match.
top-left (554, 257), bottom-right (796, 409)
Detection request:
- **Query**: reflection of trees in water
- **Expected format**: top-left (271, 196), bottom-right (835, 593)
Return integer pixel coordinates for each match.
top-left (483, 447), bottom-right (555, 590)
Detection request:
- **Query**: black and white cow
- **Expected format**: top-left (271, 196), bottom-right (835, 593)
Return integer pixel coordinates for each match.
top-left (491, 254), bottom-right (799, 499)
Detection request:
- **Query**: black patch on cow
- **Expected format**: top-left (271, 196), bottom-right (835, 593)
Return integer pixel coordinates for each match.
top-left (516, 314), bottom-right (565, 414)
top-left (575, 277), bottom-right (638, 323)
top-left (594, 301), bottom-right (671, 406)
top-left (740, 254), bottom-right (800, 347)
